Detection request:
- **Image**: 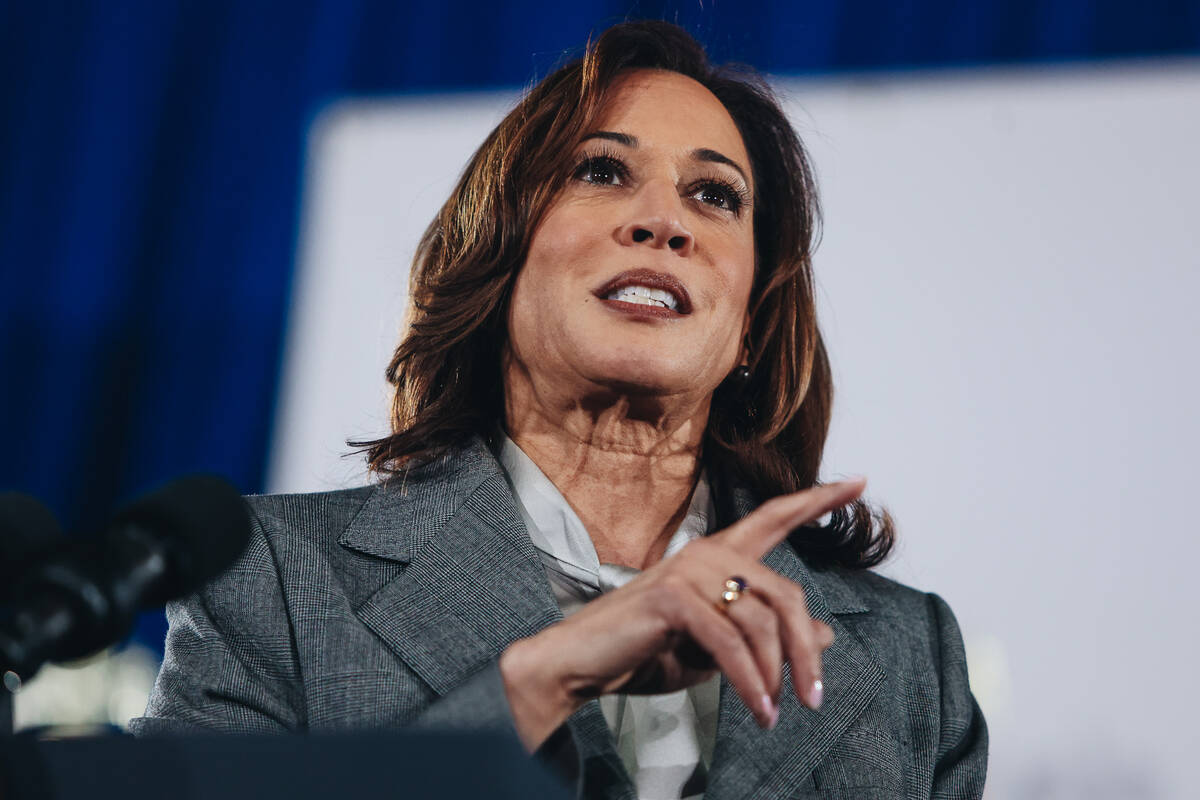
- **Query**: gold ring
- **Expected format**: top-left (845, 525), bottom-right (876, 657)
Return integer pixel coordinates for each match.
top-left (719, 575), bottom-right (749, 607)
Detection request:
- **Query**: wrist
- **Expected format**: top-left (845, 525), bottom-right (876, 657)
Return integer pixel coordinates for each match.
top-left (499, 633), bottom-right (581, 751)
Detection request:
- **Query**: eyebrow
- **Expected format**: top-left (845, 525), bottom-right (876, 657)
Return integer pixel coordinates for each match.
top-left (582, 130), bottom-right (636, 147)
top-left (580, 130), bottom-right (751, 186)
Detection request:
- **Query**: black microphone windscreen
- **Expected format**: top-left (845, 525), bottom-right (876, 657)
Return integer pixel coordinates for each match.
top-left (110, 475), bottom-right (252, 599)
top-left (0, 492), bottom-right (63, 574)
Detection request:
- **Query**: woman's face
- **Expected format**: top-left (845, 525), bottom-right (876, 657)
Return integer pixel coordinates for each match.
top-left (506, 69), bottom-right (756, 410)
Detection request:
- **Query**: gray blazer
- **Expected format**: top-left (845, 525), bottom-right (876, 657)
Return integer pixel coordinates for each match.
top-left (131, 438), bottom-right (987, 799)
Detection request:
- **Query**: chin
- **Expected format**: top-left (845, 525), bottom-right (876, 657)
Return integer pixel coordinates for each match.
top-left (570, 333), bottom-right (725, 401)
top-left (584, 354), bottom-right (696, 397)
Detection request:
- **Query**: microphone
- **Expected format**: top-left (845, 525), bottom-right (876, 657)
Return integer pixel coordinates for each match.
top-left (0, 475), bottom-right (252, 682)
top-left (0, 493), bottom-right (64, 602)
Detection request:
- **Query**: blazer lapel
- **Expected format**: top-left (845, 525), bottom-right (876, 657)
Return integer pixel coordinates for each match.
top-left (704, 488), bottom-right (887, 800)
top-left (347, 457), bottom-right (560, 693)
top-left (338, 439), bottom-right (633, 797)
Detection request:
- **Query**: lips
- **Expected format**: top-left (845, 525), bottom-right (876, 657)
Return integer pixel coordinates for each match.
top-left (593, 269), bottom-right (693, 315)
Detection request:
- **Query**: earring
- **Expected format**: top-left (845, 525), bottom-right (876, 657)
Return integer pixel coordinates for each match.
top-left (726, 364), bottom-right (757, 421)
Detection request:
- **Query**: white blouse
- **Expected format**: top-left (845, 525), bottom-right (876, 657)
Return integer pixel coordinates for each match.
top-left (498, 436), bottom-right (720, 800)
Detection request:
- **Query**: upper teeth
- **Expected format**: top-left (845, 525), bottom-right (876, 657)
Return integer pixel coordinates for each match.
top-left (606, 285), bottom-right (679, 311)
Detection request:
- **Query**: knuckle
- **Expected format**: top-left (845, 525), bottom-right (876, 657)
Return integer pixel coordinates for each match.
top-left (787, 584), bottom-right (809, 611)
top-left (660, 569), bottom-right (690, 591)
top-left (703, 541), bottom-right (736, 564)
top-left (714, 624), bottom-right (745, 653)
top-left (649, 576), bottom-right (687, 608)
top-left (783, 614), bottom-right (815, 648)
top-left (748, 607), bottom-right (779, 638)
top-left (786, 630), bottom-right (814, 664)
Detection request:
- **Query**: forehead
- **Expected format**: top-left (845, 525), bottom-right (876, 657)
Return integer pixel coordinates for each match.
top-left (593, 69), bottom-right (749, 170)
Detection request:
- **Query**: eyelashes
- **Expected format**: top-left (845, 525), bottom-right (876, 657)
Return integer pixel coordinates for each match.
top-left (691, 178), bottom-right (751, 216)
top-left (570, 146), bottom-right (751, 216)
top-left (572, 150), bottom-right (629, 186)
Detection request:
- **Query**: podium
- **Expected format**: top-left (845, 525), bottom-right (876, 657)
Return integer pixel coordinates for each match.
top-left (0, 729), bottom-right (570, 799)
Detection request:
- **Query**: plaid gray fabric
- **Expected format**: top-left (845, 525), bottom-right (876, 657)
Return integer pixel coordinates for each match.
top-left (130, 437), bottom-right (987, 799)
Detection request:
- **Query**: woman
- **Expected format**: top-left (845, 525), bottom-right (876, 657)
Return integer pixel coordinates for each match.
top-left (134, 20), bottom-right (987, 799)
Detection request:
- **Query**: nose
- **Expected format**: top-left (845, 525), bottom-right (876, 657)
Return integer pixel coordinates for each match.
top-left (615, 180), bottom-right (694, 256)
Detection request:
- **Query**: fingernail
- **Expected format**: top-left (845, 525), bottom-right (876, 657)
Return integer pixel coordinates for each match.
top-left (760, 694), bottom-right (778, 729)
top-left (808, 679), bottom-right (824, 710)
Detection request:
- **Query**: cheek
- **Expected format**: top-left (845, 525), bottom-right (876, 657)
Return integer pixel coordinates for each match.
top-left (524, 204), bottom-right (592, 275)
top-left (714, 240), bottom-right (755, 359)
top-left (705, 236), bottom-right (755, 316)
top-left (509, 208), bottom-right (593, 341)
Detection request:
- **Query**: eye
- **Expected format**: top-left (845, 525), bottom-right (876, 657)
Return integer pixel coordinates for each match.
top-left (573, 155), bottom-right (627, 186)
top-left (690, 180), bottom-right (748, 215)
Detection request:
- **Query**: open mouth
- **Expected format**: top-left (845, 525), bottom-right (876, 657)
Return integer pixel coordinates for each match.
top-left (593, 269), bottom-right (692, 315)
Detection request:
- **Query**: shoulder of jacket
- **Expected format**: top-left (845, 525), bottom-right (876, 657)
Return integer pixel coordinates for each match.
top-left (242, 485), bottom-right (377, 543)
top-left (828, 566), bottom-right (925, 599)
top-left (810, 564), bottom-right (941, 623)
top-left (816, 567), bottom-right (976, 669)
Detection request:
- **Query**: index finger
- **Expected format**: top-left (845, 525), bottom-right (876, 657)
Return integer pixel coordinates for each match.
top-left (719, 477), bottom-right (867, 559)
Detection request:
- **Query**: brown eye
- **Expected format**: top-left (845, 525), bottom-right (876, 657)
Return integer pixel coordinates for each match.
top-left (699, 185), bottom-right (734, 209)
top-left (573, 155), bottom-right (626, 186)
top-left (691, 181), bottom-right (746, 214)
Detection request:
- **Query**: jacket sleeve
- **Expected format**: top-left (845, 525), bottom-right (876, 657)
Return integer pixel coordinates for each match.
top-left (927, 592), bottom-right (989, 799)
top-left (409, 661), bottom-right (519, 732)
top-left (128, 519), bottom-right (305, 736)
top-left (129, 507), bottom-right (533, 745)
top-left (410, 662), bottom-right (581, 793)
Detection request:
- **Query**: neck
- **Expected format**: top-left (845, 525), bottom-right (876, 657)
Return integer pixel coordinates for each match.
top-left (504, 367), bottom-right (709, 570)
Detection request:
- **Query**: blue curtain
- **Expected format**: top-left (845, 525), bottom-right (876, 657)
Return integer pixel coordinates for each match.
top-left (1, 0), bottom-right (1198, 650)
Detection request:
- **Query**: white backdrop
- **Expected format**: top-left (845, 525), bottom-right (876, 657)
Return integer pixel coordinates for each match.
top-left (268, 59), bottom-right (1200, 799)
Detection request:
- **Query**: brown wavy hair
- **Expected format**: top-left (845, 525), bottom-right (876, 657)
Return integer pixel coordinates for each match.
top-left (356, 20), bottom-right (894, 569)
